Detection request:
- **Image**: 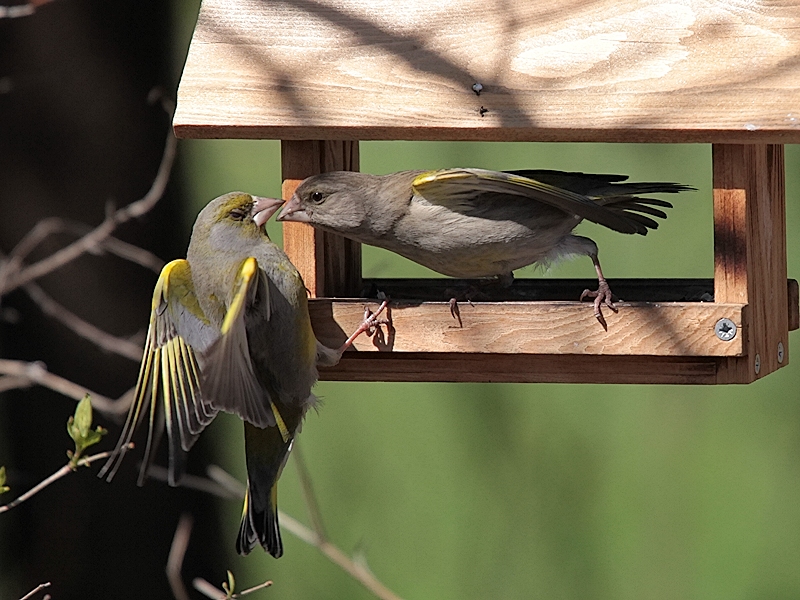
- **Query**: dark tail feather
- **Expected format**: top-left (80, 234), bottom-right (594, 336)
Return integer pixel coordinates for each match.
top-left (236, 421), bottom-right (294, 557)
top-left (237, 483), bottom-right (283, 557)
top-left (595, 196), bottom-right (679, 234)
top-left (506, 169), bottom-right (695, 197)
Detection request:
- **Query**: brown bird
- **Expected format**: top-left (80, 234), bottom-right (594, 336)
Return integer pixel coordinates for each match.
top-left (277, 168), bottom-right (693, 328)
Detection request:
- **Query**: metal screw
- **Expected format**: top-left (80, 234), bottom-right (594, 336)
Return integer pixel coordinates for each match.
top-left (754, 353), bottom-right (761, 374)
top-left (714, 318), bottom-right (737, 341)
top-left (778, 342), bottom-right (785, 363)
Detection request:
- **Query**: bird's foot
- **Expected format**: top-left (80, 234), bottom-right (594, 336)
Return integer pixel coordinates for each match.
top-left (337, 298), bottom-right (391, 354)
top-left (361, 298), bottom-right (391, 335)
top-left (579, 280), bottom-right (618, 331)
top-left (445, 286), bottom-right (485, 328)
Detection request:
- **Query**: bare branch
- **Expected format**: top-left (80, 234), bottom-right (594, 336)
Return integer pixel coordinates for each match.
top-left (278, 512), bottom-right (403, 600)
top-left (0, 359), bottom-right (132, 416)
top-left (206, 464), bottom-right (246, 497)
top-left (235, 580), bottom-right (275, 597)
top-left (292, 444), bottom-right (328, 541)
top-left (192, 576), bottom-right (273, 599)
top-left (23, 282), bottom-right (144, 361)
top-left (0, 445), bottom-right (131, 514)
top-left (167, 514), bottom-right (193, 600)
top-left (99, 235), bottom-right (164, 272)
top-left (0, 92), bottom-right (176, 295)
top-left (176, 462), bottom-right (405, 600)
top-left (193, 578), bottom-right (227, 599)
top-left (18, 582), bottom-right (51, 600)
top-left (0, 375), bottom-right (29, 393)
top-left (147, 465), bottom-right (241, 500)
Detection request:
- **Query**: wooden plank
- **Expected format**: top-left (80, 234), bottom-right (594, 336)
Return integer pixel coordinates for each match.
top-left (319, 354), bottom-right (721, 384)
top-left (713, 144), bottom-right (788, 382)
top-left (280, 140), bottom-right (361, 297)
top-left (174, 0), bottom-right (800, 143)
top-left (311, 300), bottom-right (745, 356)
top-left (358, 278), bottom-right (798, 329)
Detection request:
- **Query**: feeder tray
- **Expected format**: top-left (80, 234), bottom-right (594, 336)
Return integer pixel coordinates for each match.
top-left (174, 0), bottom-right (800, 384)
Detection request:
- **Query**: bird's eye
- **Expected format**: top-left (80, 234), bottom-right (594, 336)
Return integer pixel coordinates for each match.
top-left (310, 191), bottom-right (325, 204)
top-left (229, 207), bottom-right (249, 221)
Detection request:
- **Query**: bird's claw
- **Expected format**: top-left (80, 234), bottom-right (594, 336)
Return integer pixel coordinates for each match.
top-left (449, 297), bottom-right (463, 328)
top-left (361, 299), bottom-right (390, 335)
top-left (580, 280), bottom-right (618, 331)
top-left (446, 288), bottom-right (479, 328)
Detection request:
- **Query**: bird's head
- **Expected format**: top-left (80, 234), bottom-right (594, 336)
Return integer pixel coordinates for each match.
top-left (192, 192), bottom-right (284, 253)
top-left (277, 172), bottom-right (371, 235)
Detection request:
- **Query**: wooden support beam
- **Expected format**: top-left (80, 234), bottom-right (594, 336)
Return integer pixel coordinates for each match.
top-left (713, 144), bottom-right (788, 382)
top-left (281, 140), bottom-right (361, 297)
top-left (320, 354), bottom-right (721, 385)
top-left (311, 299), bottom-right (746, 356)
top-left (311, 277), bottom-right (798, 383)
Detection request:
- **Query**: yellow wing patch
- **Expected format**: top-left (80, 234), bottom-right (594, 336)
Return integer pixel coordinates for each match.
top-left (203, 257), bottom-right (277, 428)
top-left (99, 259), bottom-right (217, 486)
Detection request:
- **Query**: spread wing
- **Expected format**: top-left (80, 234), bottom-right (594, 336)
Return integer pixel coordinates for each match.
top-left (99, 259), bottom-right (218, 486)
top-left (202, 257), bottom-right (285, 431)
top-left (411, 168), bottom-right (657, 235)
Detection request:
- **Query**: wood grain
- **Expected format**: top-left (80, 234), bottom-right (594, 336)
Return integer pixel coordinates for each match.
top-left (280, 140), bottom-right (361, 297)
top-left (319, 353), bottom-right (722, 384)
top-left (175, 0), bottom-right (800, 142)
top-left (713, 144), bottom-right (789, 382)
top-left (311, 299), bottom-right (746, 356)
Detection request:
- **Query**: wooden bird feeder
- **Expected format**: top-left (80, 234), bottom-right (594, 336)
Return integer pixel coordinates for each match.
top-left (174, 0), bottom-right (799, 384)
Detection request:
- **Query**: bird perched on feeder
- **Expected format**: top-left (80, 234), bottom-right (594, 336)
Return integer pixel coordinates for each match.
top-left (99, 192), bottom-right (385, 558)
top-left (277, 168), bottom-right (693, 328)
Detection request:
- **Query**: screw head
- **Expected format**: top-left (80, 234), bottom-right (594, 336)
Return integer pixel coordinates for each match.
top-left (778, 342), bottom-right (785, 364)
top-left (714, 318), bottom-right (737, 341)
top-left (754, 353), bottom-right (761, 374)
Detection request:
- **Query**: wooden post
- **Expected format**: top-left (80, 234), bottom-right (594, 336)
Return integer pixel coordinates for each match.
top-left (281, 140), bottom-right (361, 297)
top-left (713, 144), bottom-right (788, 382)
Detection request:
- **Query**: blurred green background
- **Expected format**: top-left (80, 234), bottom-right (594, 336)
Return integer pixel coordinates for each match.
top-left (180, 137), bottom-right (800, 600)
top-left (2, 1), bottom-right (798, 598)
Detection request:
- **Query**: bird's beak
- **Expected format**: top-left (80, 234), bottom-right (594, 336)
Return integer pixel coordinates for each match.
top-left (252, 197), bottom-right (284, 227)
top-left (276, 194), bottom-right (310, 223)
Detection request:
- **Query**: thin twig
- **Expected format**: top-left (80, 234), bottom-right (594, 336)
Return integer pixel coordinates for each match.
top-left (0, 218), bottom-right (164, 291)
top-left (18, 582), bottom-right (51, 600)
top-left (0, 359), bottom-right (132, 416)
top-left (99, 235), bottom-right (165, 272)
top-left (193, 578), bottom-right (227, 599)
top-left (191, 462), bottom-right (404, 600)
top-left (23, 282), bottom-right (144, 361)
top-left (0, 375), bottom-right (29, 393)
top-left (292, 444), bottom-right (328, 541)
top-left (278, 512), bottom-right (403, 600)
top-left (0, 446), bottom-right (131, 513)
top-left (167, 514), bottom-right (193, 600)
top-left (235, 580), bottom-right (274, 597)
top-left (291, 448), bottom-right (403, 600)
top-left (193, 577), bottom-right (274, 599)
top-left (0, 92), bottom-right (176, 295)
top-left (147, 465), bottom-right (241, 499)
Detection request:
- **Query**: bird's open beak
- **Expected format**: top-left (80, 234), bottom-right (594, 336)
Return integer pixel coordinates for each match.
top-left (252, 197), bottom-right (285, 227)
top-left (276, 194), bottom-right (310, 223)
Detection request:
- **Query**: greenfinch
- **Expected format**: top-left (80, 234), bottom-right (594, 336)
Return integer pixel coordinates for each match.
top-left (277, 168), bottom-right (693, 327)
top-left (100, 192), bottom-right (376, 558)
